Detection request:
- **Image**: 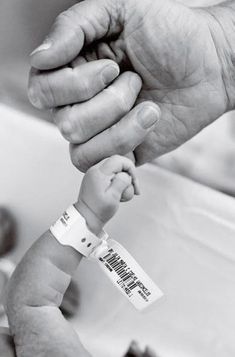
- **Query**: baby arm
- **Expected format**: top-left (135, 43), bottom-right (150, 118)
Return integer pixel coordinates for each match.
top-left (5, 155), bottom-right (138, 357)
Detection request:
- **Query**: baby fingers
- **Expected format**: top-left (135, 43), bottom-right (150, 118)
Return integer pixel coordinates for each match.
top-left (109, 172), bottom-right (132, 201)
top-left (99, 155), bottom-right (139, 195)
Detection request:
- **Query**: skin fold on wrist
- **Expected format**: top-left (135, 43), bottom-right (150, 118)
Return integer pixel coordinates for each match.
top-left (199, 1), bottom-right (235, 111)
top-left (74, 200), bottom-right (105, 237)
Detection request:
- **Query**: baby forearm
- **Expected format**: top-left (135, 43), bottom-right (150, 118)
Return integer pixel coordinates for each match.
top-left (5, 231), bottom-right (89, 357)
top-left (8, 306), bottom-right (89, 357)
top-left (6, 230), bottom-right (82, 316)
top-left (5, 156), bottom-right (135, 357)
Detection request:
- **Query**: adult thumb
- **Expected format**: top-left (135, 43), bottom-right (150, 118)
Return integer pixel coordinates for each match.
top-left (30, 0), bottom-right (121, 70)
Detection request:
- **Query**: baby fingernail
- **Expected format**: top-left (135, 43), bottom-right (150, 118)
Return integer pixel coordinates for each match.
top-left (30, 41), bottom-right (52, 56)
top-left (102, 64), bottom-right (120, 85)
top-left (138, 105), bottom-right (160, 129)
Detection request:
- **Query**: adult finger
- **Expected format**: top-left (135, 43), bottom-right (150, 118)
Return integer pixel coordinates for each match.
top-left (54, 72), bottom-right (142, 143)
top-left (28, 59), bottom-right (119, 109)
top-left (30, 0), bottom-right (121, 70)
top-left (70, 102), bottom-right (161, 172)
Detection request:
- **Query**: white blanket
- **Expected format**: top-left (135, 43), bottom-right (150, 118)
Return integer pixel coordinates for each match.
top-left (0, 104), bottom-right (235, 357)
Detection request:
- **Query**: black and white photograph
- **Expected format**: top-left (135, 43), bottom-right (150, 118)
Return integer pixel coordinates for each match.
top-left (0, 0), bottom-right (234, 356)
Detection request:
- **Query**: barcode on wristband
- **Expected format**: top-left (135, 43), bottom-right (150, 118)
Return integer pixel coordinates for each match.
top-left (101, 250), bottom-right (140, 296)
top-left (96, 239), bottom-right (163, 310)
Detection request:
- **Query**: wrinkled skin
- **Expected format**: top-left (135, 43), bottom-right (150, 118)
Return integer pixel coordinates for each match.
top-left (82, 0), bottom-right (228, 162)
top-left (120, 1), bottom-right (228, 162)
top-left (29, 0), bottom-right (232, 170)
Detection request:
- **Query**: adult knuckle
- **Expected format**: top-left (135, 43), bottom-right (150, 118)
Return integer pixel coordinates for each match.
top-left (74, 114), bottom-right (90, 143)
top-left (65, 67), bottom-right (81, 94)
top-left (28, 77), bottom-right (46, 109)
top-left (35, 75), bottom-right (56, 108)
top-left (77, 76), bottom-right (92, 100)
top-left (55, 109), bottom-right (74, 139)
top-left (57, 107), bottom-right (89, 144)
top-left (117, 94), bottom-right (131, 113)
top-left (71, 146), bottom-right (91, 173)
top-left (111, 127), bottom-right (129, 153)
top-left (67, 66), bottom-right (92, 101)
top-left (56, 10), bottom-right (72, 25)
top-left (54, 10), bottom-right (79, 57)
top-left (61, 124), bottom-right (73, 141)
top-left (106, 87), bottom-right (131, 114)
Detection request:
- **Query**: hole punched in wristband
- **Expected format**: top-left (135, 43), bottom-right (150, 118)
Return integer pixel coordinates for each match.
top-left (50, 205), bottom-right (105, 258)
top-left (50, 205), bottom-right (163, 310)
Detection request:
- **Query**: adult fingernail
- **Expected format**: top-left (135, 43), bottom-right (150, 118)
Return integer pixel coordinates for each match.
top-left (30, 41), bottom-right (52, 56)
top-left (138, 105), bottom-right (160, 129)
top-left (102, 64), bottom-right (120, 85)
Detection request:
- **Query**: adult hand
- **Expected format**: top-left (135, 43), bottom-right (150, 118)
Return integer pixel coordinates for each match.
top-left (29, 0), bottom-right (235, 171)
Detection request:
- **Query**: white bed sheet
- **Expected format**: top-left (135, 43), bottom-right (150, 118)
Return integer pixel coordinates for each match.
top-left (0, 104), bottom-right (235, 357)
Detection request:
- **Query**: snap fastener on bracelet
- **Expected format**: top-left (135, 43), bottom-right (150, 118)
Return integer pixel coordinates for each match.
top-left (50, 205), bottom-right (105, 258)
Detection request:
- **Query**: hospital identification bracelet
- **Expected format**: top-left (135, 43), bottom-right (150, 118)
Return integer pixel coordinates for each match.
top-left (50, 205), bottom-right (163, 311)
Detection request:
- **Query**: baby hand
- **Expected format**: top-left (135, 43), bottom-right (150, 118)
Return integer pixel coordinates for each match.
top-left (75, 155), bottom-right (140, 235)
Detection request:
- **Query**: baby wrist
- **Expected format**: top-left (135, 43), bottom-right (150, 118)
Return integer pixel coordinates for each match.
top-left (50, 204), bottom-right (108, 258)
top-left (74, 199), bottom-right (105, 236)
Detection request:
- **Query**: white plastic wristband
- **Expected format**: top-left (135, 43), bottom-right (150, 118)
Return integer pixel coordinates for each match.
top-left (50, 205), bottom-right (106, 257)
top-left (91, 238), bottom-right (164, 311)
top-left (50, 205), bottom-right (163, 310)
